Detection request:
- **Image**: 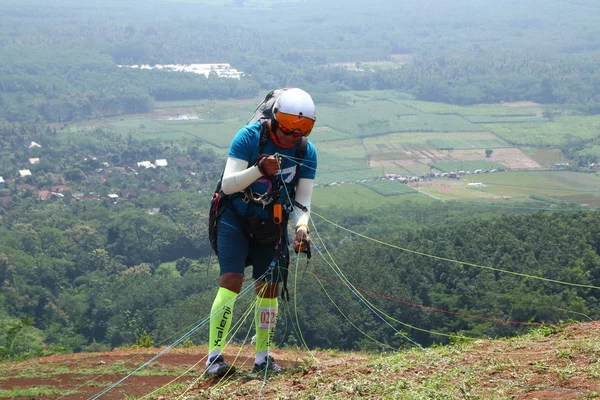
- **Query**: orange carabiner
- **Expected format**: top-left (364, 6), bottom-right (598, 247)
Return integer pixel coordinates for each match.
top-left (273, 203), bottom-right (283, 225)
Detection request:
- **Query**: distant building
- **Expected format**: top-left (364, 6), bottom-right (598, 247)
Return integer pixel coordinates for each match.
top-left (29, 158), bottom-right (40, 164)
top-left (155, 159), bottom-right (168, 167)
top-left (19, 169), bottom-right (32, 177)
top-left (29, 141), bottom-right (42, 148)
top-left (0, 177), bottom-right (4, 189)
top-left (137, 161), bottom-right (155, 169)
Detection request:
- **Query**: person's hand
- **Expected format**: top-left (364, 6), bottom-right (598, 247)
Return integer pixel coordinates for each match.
top-left (293, 226), bottom-right (311, 253)
top-left (257, 155), bottom-right (281, 176)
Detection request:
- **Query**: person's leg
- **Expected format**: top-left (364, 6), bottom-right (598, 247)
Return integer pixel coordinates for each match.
top-left (253, 280), bottom-right (279, 366)
top-left (207, 277), bottom-right (241, 361)
top-left (250, 244), bottom-right (288, 371)
top-left (206, 215), bottom-right (247, 375)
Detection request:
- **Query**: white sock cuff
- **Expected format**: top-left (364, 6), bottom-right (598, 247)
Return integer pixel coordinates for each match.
top-left (255, 350), bottom-right (269, 365)
top-left (207, 350), bottom-right (222, 367)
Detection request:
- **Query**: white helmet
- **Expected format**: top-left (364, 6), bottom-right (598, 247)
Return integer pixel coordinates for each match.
top-left (274, 88), bottom-right (316, 136)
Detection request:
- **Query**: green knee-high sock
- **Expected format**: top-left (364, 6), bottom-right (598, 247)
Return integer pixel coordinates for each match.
top-left (208, 287), bottom-right (237, 356)
top-left (254, 296), bottom-right (278, 362)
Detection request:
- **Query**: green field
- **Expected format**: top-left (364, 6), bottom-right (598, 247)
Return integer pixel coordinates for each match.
top-left (76, 90), bottom-right (600, 209)
top-left (522, 147), bottom-right (564, 166)
top-left (464, 115), bottom-right (546, 124)
top-left (459, 170), bottom-right (600, 206)
top-left (331, 90), bottom-right (414, 103)
top-left (576, 145), bottom-right (600, 158)
top-left (313, 181), bottom-right (425, 209)
top-left (406, 101), bottom-right (542, 116)
top-left (315, 168), bottom-right (600, 209)
top-left (483, 115), bottom-right (600, 146)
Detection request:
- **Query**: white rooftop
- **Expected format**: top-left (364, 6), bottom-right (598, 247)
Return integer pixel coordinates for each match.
top-left (119, 63), bottom-right (243, 79)
top-left (137, 161), bottom-right (155, 169)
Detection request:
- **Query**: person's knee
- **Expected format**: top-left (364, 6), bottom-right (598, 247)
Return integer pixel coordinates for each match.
top-left (255, 281), bottom-right (279, 298)
top-left (220, 272), bottom-right (244, 293)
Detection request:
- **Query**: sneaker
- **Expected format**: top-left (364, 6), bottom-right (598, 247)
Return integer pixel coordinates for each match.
top-left (204, 355), bottom-right (235, 378)
top-left (252, 356), bottom-right (282, 374)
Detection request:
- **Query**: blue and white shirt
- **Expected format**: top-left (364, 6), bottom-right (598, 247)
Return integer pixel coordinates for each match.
top-left (228, 121), bottom-right (317, 219)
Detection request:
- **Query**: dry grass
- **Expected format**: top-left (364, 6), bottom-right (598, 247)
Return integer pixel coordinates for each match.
top-left (1, 322), bottom-right (599, 399)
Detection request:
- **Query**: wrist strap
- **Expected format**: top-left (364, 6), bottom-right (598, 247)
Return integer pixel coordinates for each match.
top-left (296, 224), bottom-right (310, 234)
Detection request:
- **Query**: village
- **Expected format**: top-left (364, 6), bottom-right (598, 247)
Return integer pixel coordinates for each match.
top-left (0, 139), bottom-right (205, 209)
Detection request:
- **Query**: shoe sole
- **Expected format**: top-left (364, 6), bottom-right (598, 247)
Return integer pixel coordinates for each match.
top-left (205, 365), bottom-right (236, 379)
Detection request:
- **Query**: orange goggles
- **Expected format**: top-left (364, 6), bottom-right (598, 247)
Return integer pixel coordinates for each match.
top-left (275, 110), bottom-right (315, 137)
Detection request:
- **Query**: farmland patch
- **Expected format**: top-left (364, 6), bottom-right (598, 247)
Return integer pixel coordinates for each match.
top-left (361, 132), bottom-right (537, 173)
top-left (575, 144), bottom-right (600, 160)
top-left (319, 105), bottom-right (481, 136)
top-left (460, 170), bottom-right (600, 201)
top-left (311, 126), bottom-right (354, 142)
top-left (428, 137), bottom-right (509, 150)
top-left (404, 101), bottom-right (543, 116)
top-left (556, 193), bottom-right (600, 208)
top-left (522, 147), bottom-right (564, 167)
top-left (483, 115), bottom-right (600, 146)
top-left (313, 181), bottom-right (423, 209)
top-left (464, 115), bottom-right (546, 124)
top-left (451, 148), bottom-right (542, 169)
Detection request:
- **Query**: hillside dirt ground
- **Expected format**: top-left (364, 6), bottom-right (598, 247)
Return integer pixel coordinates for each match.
top-left (1, 321), bottom-right (599, 399)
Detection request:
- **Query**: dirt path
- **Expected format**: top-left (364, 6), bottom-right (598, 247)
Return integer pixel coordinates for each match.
top-left (1, 322), bottom-right (599, 399)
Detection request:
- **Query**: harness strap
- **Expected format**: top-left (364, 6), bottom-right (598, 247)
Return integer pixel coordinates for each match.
top-left (292, 199), bottom-right (309, 212)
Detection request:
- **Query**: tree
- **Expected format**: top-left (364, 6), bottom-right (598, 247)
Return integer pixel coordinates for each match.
top-left (485, 149), bottom-right (493, 158)
top-left (175, 257), bottom-right (193, 276)
top-left (0, 317), bottom-right (40, 360)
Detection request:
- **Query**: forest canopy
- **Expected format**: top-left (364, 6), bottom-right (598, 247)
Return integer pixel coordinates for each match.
top-left (2, 0), bottom-right (600, 123)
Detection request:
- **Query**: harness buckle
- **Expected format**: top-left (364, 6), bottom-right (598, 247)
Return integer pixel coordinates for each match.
top-left (243, 190), bottom-right (273, 208)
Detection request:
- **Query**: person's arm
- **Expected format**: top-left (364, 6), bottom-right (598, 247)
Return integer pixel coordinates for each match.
top-left (292, 178), bottom-right (313, 251)
top-left (220, 157), bottom-right (260, 195)
top-left (221, 156), bottom-right (281, 195)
